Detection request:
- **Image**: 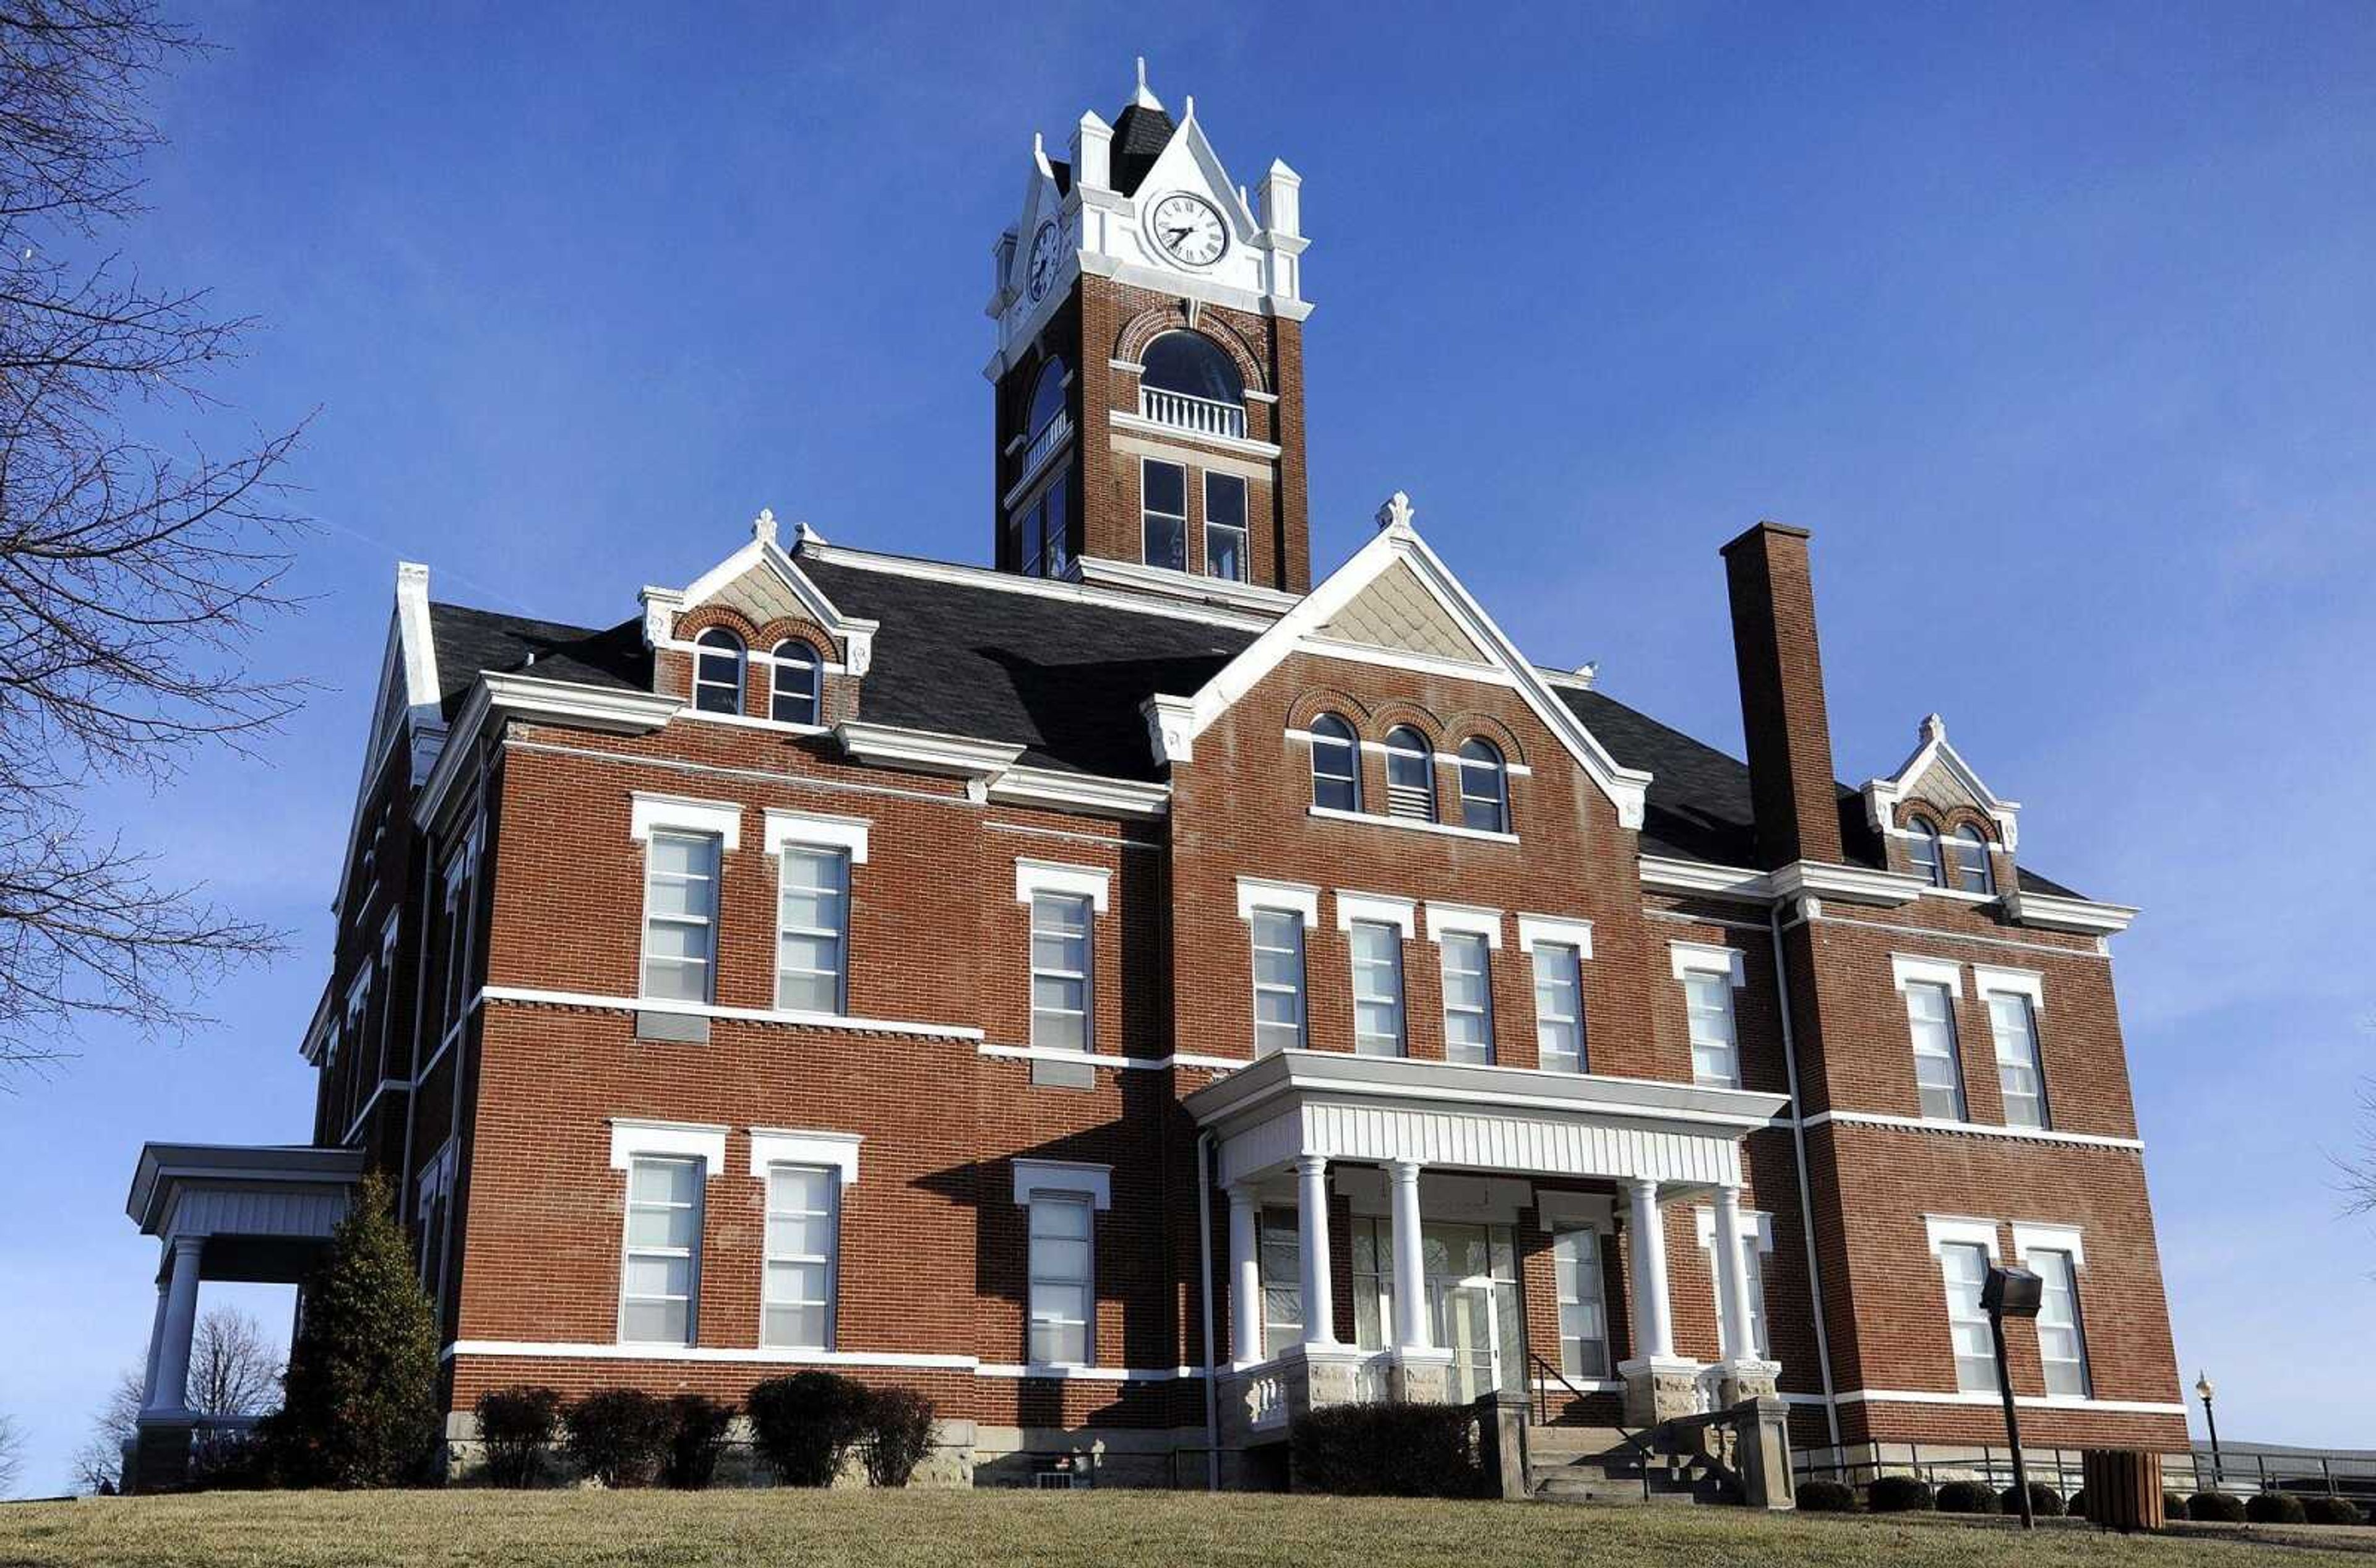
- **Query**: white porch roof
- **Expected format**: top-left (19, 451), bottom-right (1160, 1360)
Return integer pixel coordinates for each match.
top-left (126, 1142), bottom-right (364, 1283)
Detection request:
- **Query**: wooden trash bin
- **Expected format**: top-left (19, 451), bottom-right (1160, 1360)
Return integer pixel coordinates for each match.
top-left (2081, 1450), bottom-right (2166, 1532)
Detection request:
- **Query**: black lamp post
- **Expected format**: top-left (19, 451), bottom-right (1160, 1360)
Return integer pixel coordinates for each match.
top-left (1982, 1264), bottom-right (2044, 1530)
top-left (2197, 1372), bottom-right (2221, 1487)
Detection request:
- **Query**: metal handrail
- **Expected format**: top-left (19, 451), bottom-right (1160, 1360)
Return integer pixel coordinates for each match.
top-left (1529, 1352), bottom-right (1654, 1501)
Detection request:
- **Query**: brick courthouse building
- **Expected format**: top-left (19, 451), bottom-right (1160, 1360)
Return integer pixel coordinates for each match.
top-left (121, 68), bottom-right (2184, 1491)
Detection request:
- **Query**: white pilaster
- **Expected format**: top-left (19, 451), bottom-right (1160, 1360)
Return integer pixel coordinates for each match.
top-left (1294, 1155), bottom-right (1336, 1347)
top-left (1388, 1159), bottom-right (1429, 1351)
top-left (145, 1235), bottom-right (204, 1417)
top-left (1713, 1182), bottom-right (1757, 1363)
top-left (1625, 1178), bottom-right (1674, 1360)
top-left (1227, 1182), bottom-right (1262, 1366)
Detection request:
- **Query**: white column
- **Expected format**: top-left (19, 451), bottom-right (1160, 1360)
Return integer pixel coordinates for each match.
top-left (1624, 1178), bottom-right (1674, 1361)
top-left (139, 1274), bottom-right (172, 1405)
top-left (1387, 1159), bottom-right (1429, 1351)
top-left (145, 1234), bottom-right (205, 1416)
top-left (1712, 1182), bottom-right (1757, 1363)
top-left (1294, 1155), bottom-right (1336, 1347)
top-left (1226, 1182), bottom-right (1263, 1366)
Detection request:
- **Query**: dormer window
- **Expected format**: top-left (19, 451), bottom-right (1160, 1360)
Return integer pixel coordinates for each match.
top-left (1906, 815), bottom-right (1945, 887)
top-left (693, 629), bottom-right (745, 715)
top-left (1383, 727), bottom-right (1435, 822)
top-left (1139, 332), bottom-right (1246, 440)
top-left (771, 641), bottom-right (820, 726)
top-left (1456, 739), bottom-right (1509, 834)
top-left (1953, 825), bottom-right (1995, 896)
top-left (1309, 714), bottom-right (1359, 812)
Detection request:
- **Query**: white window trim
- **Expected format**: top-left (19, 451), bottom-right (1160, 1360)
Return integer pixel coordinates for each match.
top-left (608, 1118), bottom-right (728, 1176)
top-left (1335, 890), bottom-right (1417, 937)
top-left (764, 807), bottom-right (871, 864)
top-left (1015, 858), bottom-right (1111, 913)
top-left (630, 791), bottom-right (742, 851)
top-left (1973, 964), bottom-right (2046, 1011)
top-left (1890, 953), bottom-right (1964, 996)
top-left (1517, 915), bottom-right (1595, 960)
top-left (1235, 876), bottom-right (1320, 927)
top-left (1669, 941), bottom-right (1747, 987)
top-left (1693, 1204), bottom-right (1778, 1255)
top-left (1012, 1158), bottom-right (1112, 1210)
top-left (1424, 901), bottom-right (1504, 949)
top-left (2010, 1220), bottom-right (2085, 1271)
top-left (749, 1128), bottom-right (862, 1187)
top-left (1922, 1213), bottom-right (2002, 1259)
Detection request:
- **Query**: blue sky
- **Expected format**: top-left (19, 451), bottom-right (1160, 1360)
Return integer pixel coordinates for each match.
top-left (4, 0), bottom-right (2373, 1494)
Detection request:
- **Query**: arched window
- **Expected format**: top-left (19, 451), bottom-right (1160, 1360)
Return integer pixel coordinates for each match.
top-left (693, 629), bottom-right (744, 715)
top-left (1456, 739), bottom-right (1509, 834)
top-left (771, 640), bottom-right (820, 726)
top-left (1027, 356), bottom-right (1068, 441)
top-left (1140, 331), bottom-right (1245, 408)
top-left (1310, 713), bottom-right (1359, 812)
top-left (1906, 815), bottom-right (1945, 887)
top-left (1953, 825), bottom-right (1995, 896)
top-left (1383, 726), bottom-right (1435, 822)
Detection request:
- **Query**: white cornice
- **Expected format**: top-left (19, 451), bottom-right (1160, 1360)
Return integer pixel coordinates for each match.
top-left (799, 542), bottom-right (1276, 634)
top-left (2002, 887), bottom-right (2139, 936)
top-left (413, 674), bottom-right (681, 831)
top-left (834, 722), bottom-right (1025, 785)
top-left (986, 765), bottom-right (1170, 818)
top-left (1638, 856), bottom-right (1773, 901)
top-left (1072, 556), bottom-right (1298, 618)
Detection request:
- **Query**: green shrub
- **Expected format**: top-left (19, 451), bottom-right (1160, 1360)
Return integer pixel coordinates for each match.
top-left (2246, 1491), bottom-right (2308, 1525)
top-left (2164, 1491), bottom-right (2187, 1518)
top-left (1795, 1478), bottom-right (1858, 1512)
top-left (663, 1395), bottom-right (736, 1491)
top-left (1289, 1402), bottom-right (1486, 1498)
top-left (1937, 1479), bottom-right (2002, 1514)
top-left (1868, 1475), bottom-right (1935, 1512)
top-left (2002, 1481), bottom-right (2064, 1517)
top-left (562, 1389), bottom-right (674, 1488)
top-left (2067, 1488), bottom-right (2086, 1518)
top-left (2302, 1496), bottom-right (2364, 1526)
top-left (475, 1387), bottom-right (561, 1489)
top-left (858, 1388), bottom-right (937, 1488)
top-left (747, 1371), bottom-right (871, 1486)
top-left (2189, 1491), bottom-right (2247, 1522)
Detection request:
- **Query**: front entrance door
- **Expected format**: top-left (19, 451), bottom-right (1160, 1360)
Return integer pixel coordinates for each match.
top-left (1439, 1275), bottom-right (1502, 1403)
top-left (1423, 1220), bottom-right (1523, 1403)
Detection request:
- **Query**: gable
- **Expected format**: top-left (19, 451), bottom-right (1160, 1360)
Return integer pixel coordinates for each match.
top-left (1901, 753), bottom-right (1989, 816)
top-left (702, 558), bottom-right (822, 636)
top-left (1314, 559), bottom-right (1489, 665)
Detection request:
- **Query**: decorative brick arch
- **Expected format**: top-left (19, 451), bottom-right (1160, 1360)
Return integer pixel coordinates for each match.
top-left (1113, 305), bottom-right (1268, 396)
top-left (674, 604), bottom-right (765, 645)
top-left (1286, 686), bottom-right (1375, 732)
top-left (1367, 700), bottom-right (1448, 747)
top-left (1438, 711), bottom-right (1531, 770)
top-left (754, 619), bottom-right (838, 667)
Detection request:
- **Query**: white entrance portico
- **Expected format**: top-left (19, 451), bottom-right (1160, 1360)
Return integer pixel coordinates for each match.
top-left (1187, 1050), bottom-right (1788, 1434)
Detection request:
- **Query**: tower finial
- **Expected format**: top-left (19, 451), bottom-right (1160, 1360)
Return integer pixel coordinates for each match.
top-left (1376, 491), bottom-right (1415, 533)
top-left (1132, 55), bottom-right (1162, 110)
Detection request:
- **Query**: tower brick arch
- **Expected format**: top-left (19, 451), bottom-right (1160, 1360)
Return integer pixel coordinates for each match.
top-left (1113, 304), bottom-right (1270, 397)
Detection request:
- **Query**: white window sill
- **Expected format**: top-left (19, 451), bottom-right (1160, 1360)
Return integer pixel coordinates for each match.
top-left (1309, 804), bottom-right (1518, 845)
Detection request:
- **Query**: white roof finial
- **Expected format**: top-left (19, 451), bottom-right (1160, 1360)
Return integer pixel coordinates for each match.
top-left (1376, 491), bottom-right (1415, 533)
top-left (753, 507), bottom-right (778, 545)
top-left (1920, 712), bottom-right (1947, 744)
top-left (1132, 55), bottom-right (1163, 111)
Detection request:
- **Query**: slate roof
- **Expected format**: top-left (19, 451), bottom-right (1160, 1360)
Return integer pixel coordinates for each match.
top-left (1108, 101), bottom-right (1177, 197)
top-left (419, 553), bottom-right (2081, 897)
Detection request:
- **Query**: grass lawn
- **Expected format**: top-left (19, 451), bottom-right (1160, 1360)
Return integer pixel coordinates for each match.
top-left (3, 1490), bottom-right (2372, 1568)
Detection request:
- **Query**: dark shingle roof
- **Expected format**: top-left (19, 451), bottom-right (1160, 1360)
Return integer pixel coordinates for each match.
top-left (425, 602), bottom-right (648, 721)
top-left (1108, 102), bottom-right (1177, 197)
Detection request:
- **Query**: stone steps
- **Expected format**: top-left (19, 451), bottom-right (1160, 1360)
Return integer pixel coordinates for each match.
top-left (1526, 1425), bottom-right (1739, 1507)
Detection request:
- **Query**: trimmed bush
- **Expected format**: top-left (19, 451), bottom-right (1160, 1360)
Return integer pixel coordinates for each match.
top-left (1937, 1479), bottom-right (2002, 1514)
top-left (1289, 1402), bottom-right (1486, 1498)
top-left (563, 1389), bottom-right (674, 1488)
top-left (2164, 1491), bottom-right (2188, 1518)
top-left (859, 1388), bottom-right (937, 1488)
top-left (1796, 1478), bottom-right (1858, 1512)
top-left (2067, 1488), bottom-right (2086, 1518)
top-left (2188, 1491), bottom-right (2248, 1522)
top-left (475, 1386), bottom-right (562, 1489)
top-left (663, 1395), bottom-right (736, 1491)
top-left (1868, 1475), bottom-right (1935, 1513)
top-left (2246, 1491), bottom-right (2309, 1525)
top-left (2003, 1481), bottom-right (2065, 1517)
top-left (2303, 1496), bottom-right (2364, 1527)
top-left (747, 1371), bottom-right (871, 1487)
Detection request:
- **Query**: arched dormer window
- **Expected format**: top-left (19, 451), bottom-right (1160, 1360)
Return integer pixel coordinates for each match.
top-left (1310, 713), bottom-right (1359, 812)
top-left (1953, 824), bottom-right (1995, 896)
top-left (771, 640), bottom-right (820, 726)
top-left (693, 629), bottom-right (745, 715)
top-left (1456, 739), bottom-right (1509, 834)
top-left (1382, 726), bottom-right (1435, 822)
top-left (1906, 815), bottom-right (1945, 887)
top-left (1139, 332), bottom-right (1246, 438)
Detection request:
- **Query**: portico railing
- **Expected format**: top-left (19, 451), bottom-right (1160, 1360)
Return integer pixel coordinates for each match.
top-left (1138, 386), bottom-right (1246, 440)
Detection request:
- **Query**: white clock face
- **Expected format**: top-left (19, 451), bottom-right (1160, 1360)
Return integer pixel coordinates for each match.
top-left (1028, 220), bottom-right (1062, 302)
top-left (1150, 192), bottom-right (1227, 267)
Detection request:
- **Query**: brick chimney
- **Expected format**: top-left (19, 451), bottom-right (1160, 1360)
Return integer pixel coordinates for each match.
top-left (1721, 522), bottom-right (1843, 869)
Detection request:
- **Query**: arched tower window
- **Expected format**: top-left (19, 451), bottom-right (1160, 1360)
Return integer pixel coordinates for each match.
top-left (1906, 815), bottom-right (1945, 887)
top-left (771, 640), bottom-right (820, 726)
top-left (1139, 331), bottom-right (1246, 438)
top-left (693, 629), bottom-right (745, 715)
top-left (1456, 739), bottom-right (1509, 834)
top-left (1310, 714), bottom-right (1359, 812)
top-left (1027, 356), bottom-right (1068, 444)
top-left (1383, 726), bottom-right (1435, 822)
top-left (1953, 825), bottom-right (1995, 896)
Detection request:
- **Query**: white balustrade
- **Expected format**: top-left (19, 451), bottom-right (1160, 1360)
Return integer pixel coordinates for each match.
top-left (1138, 386), bottom-right (1247, 440)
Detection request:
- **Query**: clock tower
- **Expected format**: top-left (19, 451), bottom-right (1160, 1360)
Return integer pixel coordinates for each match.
top-left (984, 61), bottom-right (1312, 602)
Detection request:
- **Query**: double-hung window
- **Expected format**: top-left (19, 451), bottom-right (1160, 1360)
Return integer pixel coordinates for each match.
top-left (1906, 981), bottom-right (1968, 1121)
top-left (1531, 942), bottom-right (1586, 1072)
top-left (1983, 981), bottom-right (2050, 1129)
top-left (1939, 1239), bottom-right (1997, 1393)
top-left (2030, 1248), bottom-right (2091, 1397)
top-left (621, 1155), bottom-right (702, 1345)
top-left (762, 1164), bottom-right (838, 1350)
top-left (1027, 1192), bottom-right (1094, 1364)
top-left (1673, 946), bottom-right (1744, 1088)
top-left (1308, 715), bottom-right (1361, 811)
top-left (1259, 1208), bottom-right (1304, 1358)
top-left (1705, 1217), bottom-right (1771, 1360)
top-left (1141, 459), bottom-right (1187, 572)
top-left (1249, 909), bottom-right (1307, 1056)
top-left (1439, 932), bottom-right (1495, 1065)
top-left (692, 629), bottom-right (744, 715)
top-left (1030, 892), bottom-right (1093, 1050)
top-left (776, 847), bottom-right (848, 1014)
top-left (771, 641), bottom-right (820, 726)
top-left (640, 830), bottom-right (721, 1003)
top-left (1554, 1227), bottom-right (1610, 1378)
top-left (1203, 472), bottom-right (1247, 582)
top-left (1349, 921), bottom-right (1407, 1057)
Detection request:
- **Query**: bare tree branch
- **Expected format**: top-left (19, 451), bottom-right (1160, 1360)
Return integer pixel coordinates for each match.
top-left (71, 1304), bottom-right (282, 1491)
top-left (0, 1410), bottom-right (23, 1494)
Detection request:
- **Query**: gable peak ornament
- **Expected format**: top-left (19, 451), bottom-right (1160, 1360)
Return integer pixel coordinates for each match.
top-left (1375, 491), bottom-right (1415, 533)
top-left (752, 507), bottom-right (778, 546)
